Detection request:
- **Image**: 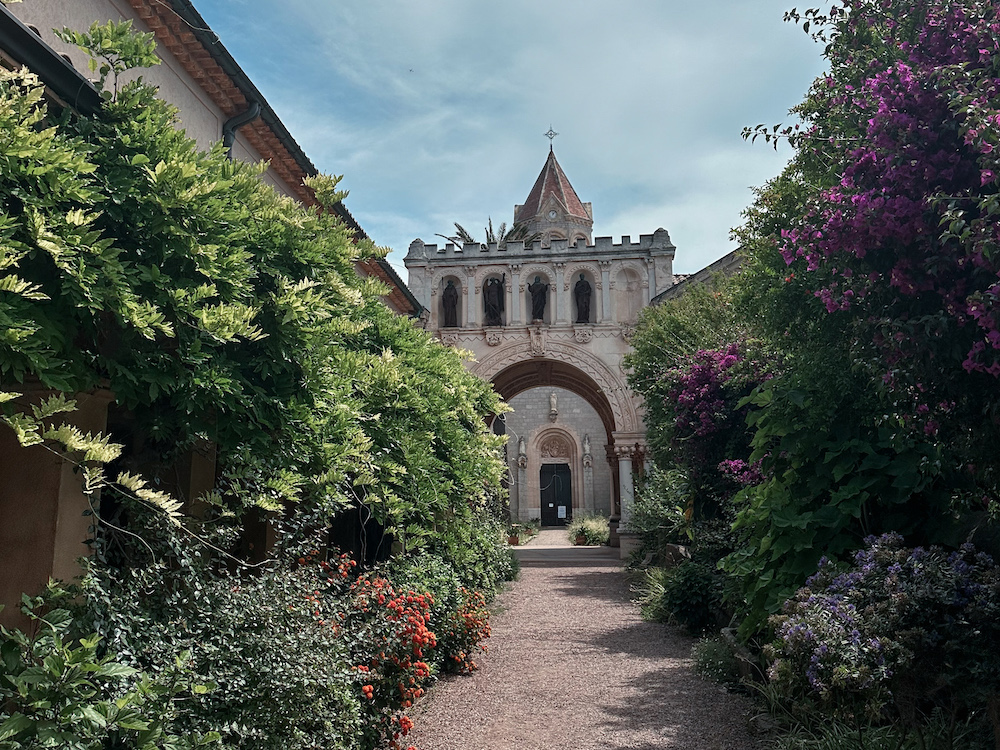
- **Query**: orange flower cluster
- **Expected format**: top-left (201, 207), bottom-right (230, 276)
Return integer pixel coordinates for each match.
top-left (442, 587), bottom-right (492, 674)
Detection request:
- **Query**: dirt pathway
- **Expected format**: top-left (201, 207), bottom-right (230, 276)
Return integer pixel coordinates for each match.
top-left (407, 529), bottom-right (759, 749)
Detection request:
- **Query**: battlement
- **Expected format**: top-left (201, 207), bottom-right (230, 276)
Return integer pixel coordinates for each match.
top-left (406, 227), bottom-right (675, 262)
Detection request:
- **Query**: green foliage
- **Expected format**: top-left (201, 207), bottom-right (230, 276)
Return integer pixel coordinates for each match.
top-left (630, 468), bottom-right (693, 555)
top-left (0, 25), bottom-right (514, 750)
top-left (73, 545), bottom-right (364, 750)
top-left (0, 594), bottom-right (218, 750)
top-left (0, 56), bottom-right (507, 562)
top-left (637, 561), bottom-right (725, 635)
top-left (566, 513), bottom-right (609, 545)
top-left (722, 368), bottom-right (956, 635)
top-left (54, 20), bottom-right (159, 93)
top-left (769, 715), bottom-right (991, 750)
top-left (626, 275), bottom-right (748, 468)
top-left (691, 636), bottom-right (740, 687)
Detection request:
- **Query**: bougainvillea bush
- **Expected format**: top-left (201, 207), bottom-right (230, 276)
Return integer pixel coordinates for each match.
top-left (725, 0), bottom-right (1000, 634)
top-left (762, 0), bottom-right (1000, 501)
top-left (767, 534), bottom-right (1000, 747)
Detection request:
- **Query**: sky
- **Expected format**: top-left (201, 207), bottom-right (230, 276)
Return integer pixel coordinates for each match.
top-left (193, 0), bottom-right (830, 277)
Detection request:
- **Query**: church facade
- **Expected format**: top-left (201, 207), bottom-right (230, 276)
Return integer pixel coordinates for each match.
top-left (404, 149), bottom-right (677, 543)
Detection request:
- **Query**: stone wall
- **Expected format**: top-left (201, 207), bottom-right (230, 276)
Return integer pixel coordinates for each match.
top-left (505, 386), bottom-right (612, 521)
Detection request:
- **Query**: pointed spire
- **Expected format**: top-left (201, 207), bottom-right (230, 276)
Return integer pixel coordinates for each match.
top-left (514, 149), bottom-right (591, 225)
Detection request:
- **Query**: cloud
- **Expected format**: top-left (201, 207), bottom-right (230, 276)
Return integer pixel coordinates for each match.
top-left (197, 0), bottom-right (828, 274)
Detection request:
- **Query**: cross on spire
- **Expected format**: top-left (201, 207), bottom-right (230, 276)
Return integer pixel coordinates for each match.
top-left (544, 125), bottom-right (559, 150)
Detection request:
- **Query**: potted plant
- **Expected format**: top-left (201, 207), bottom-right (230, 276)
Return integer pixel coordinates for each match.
top-left (508, 524), bottom-right (522, 545)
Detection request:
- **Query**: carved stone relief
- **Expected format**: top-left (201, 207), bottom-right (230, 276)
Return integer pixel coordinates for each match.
top-left (539, 435), bottom-right (571, 459)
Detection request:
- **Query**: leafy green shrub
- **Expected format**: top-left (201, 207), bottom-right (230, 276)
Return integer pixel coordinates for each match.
top-left (770, 715), bottom-right (991, 750)
top-left (75, 554), bottom-right (363, 750)
top-left (638, 560), bottom-right (724, 635)
top-left (0, 596), bottom-right (218, 750)
top-left (767, 534), bottom-right (1000, 747)
top-left (692, 636), bottom-right (739, 687)
top-left (566, 513), bottom-right (609, 545)
top-left (0, 22), bottom-right (517, 750)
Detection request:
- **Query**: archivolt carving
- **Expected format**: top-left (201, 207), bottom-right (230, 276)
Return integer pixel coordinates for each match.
top-left (472, 342), bottom-right (638, 432)
top-left (430, 269), bottom-right (465, 293)
top-left (519, 265), bottom-right (553, 286)
top-left (614, 259), bottom-right (648, 282)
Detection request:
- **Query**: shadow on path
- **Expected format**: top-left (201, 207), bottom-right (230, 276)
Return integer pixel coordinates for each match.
top-left (408, 549), bottom-right (759, 750)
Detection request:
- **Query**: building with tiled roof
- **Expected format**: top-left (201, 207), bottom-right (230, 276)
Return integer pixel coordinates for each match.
top-left (514, 146), bottom-right (594, 246)
top-left (1, 0), bottom-right (421, 317)
top-left (406, 149), bottom-right (679, 555)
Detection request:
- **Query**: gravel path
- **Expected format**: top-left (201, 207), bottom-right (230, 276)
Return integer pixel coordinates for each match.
top-left (407, 529), bottom-right (760, 749)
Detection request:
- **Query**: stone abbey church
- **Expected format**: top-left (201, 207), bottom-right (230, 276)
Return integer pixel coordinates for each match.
top-left (405, 148), bottom-right (678, 543)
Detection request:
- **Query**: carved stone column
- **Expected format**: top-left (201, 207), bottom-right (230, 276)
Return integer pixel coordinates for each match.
top-left (616, 444), bottom-right (636, 531)
top-left (554, 262), bottom-right (566, 324)
top-left (516, 441), bottom-right (528, 522)
top-left (582, 435), bottom-right (594, 514)
top-left (600, 260), bottom-right (613, 324)
top-left (510, 264), bottom-right (522, 324)
top-left (465, 265), bottom-right (477, 327)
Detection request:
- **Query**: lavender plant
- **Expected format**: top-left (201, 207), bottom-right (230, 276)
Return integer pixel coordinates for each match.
top-left (766, 534), bottom-right (1000, 746)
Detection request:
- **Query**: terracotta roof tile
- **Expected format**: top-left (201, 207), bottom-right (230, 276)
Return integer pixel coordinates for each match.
top-left (515, 148), bottom-right (589, 223)
top-left (125, 0), bottom-right (315, 205)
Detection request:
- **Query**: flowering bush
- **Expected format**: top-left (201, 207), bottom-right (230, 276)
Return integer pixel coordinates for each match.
top-left (761, 0), bottom-right (1000, 509)
top-left (659, 343), bottom-right (770, 515)
top-left (438, 588), bottom-right (491, 674)
top-left (299, 551), bottom-right (494, 748)
top-left (728, 0), bottom-right (1000, 638)
top-left (767, 534), bottom-right (1000, 742)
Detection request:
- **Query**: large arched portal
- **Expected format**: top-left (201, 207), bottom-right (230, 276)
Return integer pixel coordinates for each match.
top-left (487, 357), bottom-right (634, 523)
top-left (492, 359), bottom-right (616, 443)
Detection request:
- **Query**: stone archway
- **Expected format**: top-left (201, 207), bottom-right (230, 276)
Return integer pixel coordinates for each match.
top-left (473, 342), bottom-right (639, 436)
top-left (486, 356), bottom-right (627, 523)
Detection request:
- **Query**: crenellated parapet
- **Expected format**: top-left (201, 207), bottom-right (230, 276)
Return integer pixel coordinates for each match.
top-left (406, 228), bottom-right (675, 262)
top-left (405, 227), bottom-right (677, 331)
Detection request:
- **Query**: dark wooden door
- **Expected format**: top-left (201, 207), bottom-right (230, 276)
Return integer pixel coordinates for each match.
top-left (540, 463), bottom-right (572, 526)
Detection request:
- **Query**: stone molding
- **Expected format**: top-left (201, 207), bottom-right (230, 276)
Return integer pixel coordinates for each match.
top-left (472, 341), bottom-right (639, 432)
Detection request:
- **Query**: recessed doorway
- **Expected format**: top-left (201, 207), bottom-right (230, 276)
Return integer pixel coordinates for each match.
top-left (540, 463), bottom-right (572, 526)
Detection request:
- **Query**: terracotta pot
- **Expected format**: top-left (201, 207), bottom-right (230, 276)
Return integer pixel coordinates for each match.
top-left (508, 535), bottom-right (520, 546)
top-left (575, 534), bottom-right (586, 546)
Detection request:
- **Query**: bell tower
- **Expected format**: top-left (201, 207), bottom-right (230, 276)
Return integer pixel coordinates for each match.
top-left (513, 147), bottom-right (593, 247)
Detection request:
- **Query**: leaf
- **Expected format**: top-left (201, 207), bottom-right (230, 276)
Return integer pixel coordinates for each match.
top-left (93, 662), bottom-right (138, 679)
top-left (0, 713), bottom-right (32, 741)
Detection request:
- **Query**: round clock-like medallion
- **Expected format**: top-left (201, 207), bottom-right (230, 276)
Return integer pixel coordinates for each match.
top-left (548, 210), bottom-right (557, 219)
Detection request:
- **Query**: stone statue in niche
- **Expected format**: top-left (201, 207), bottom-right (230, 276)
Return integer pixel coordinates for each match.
top-left (527, 276), bottom-right (549, 321)
top-left (583, 434), bottom-right (591, 456)
top-left (483, 274), bottom-right (505, 326)
top-left (442, 279), bottom-right (459, 327)
top-left (574, 273), bottom-right (592, 323)
top-left (518, 437), bottom-right (527, 468)
top-left (548, 392), bottom-right (558, 422)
